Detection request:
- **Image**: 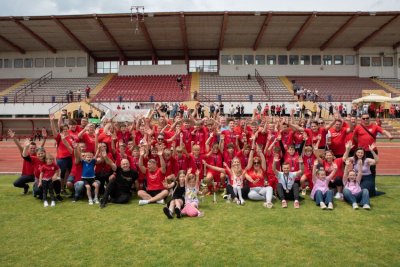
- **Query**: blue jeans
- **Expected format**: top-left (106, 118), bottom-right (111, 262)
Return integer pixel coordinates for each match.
top-left (314, 190), bottom-right (333, 205)
top-left (343, 188), bottom-right (370, 206)
top-left (56, 157), bottom-right (72, 180)
top-left (74, 181), bottom-right (84, 199)
top-left (360, 174), bottom-right (375, 197)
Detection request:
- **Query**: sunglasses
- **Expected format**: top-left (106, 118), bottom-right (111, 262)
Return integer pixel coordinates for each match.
top-left (362, 117), bottom-right (370, 120)
top-left (157, 138), bottom-right (164, 141)
top-left (318, 122), bottom-right (324, 125)
top-left (254, 161), bottom-right (261, 165)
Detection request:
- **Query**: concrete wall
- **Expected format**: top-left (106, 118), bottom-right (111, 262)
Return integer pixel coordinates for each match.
top-left (118, 64), bottom-right (188, 76)
top-left (0, 50), bottom-right (88, 78)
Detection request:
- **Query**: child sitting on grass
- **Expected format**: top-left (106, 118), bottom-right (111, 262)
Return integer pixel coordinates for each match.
top-left (38, 154), bottom-right (60, 207)
top-left (163, 170), bottom-right (186, 219)
top-left (181, 169), bottom-right (204, 217)
top-left (343, 159), bottom-right (371, 210)
top-left (310, 160), bottom-right (335, 210)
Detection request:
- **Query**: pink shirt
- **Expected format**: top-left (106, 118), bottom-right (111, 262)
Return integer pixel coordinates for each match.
top-left (310, 178), bottom-right (330, 200)
top-left (344, 180), bottom-right (362, 195)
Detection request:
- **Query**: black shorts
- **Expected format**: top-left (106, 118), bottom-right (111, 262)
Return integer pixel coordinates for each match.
top-left (147, 189), bottom-right (163, 197)
top-left (83, 178), bottom-right (99, 186)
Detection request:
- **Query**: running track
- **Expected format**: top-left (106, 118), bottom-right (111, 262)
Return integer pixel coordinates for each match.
top-left (0, 140), bottom-right (399, 175)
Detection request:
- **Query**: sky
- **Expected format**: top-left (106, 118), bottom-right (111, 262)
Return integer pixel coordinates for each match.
top-left (0, 0), bottom-right (399, 16)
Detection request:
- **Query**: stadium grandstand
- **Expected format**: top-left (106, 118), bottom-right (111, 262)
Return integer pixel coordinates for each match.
top-left (0, 11), bottom-right (400, 138)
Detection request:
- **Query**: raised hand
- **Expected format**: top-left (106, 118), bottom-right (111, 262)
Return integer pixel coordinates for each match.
top-left (345, 140), bottom-right (353, 150)
top-left (8, 129), bottom-right (15, 138)
top-left (368, 143), bottom-right (376, 151)
top-left (49, 113), bottom-right (55, 120)
top-left (24, 138), bottom-right (31, 147)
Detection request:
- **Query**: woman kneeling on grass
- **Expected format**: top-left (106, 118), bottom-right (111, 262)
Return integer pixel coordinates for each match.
top-left (310, 160), bottom-right (335, 210)
top-left (343, 159), bottom-right (371, 210)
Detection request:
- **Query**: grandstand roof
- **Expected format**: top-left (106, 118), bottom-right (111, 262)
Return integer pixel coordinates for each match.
top-left (0, 11), bottom-right (399, 60)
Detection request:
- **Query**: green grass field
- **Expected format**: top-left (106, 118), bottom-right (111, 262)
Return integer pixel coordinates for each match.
top-left (1, 175), bottom-right (400, 267)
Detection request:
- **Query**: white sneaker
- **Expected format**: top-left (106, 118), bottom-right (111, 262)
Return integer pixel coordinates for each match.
top-left (88, 200), bottom-right (94, 205)
top-left (139, 200), bottom-right (149, 205)
top-left (43, 200), bottom-right (49, 207)
top-left (301, 189), bottom-right (307, 196)
top-left (334, 192), bottom-right (341, 199)
top-left (327, 202), bottom-right (333, 210)
top-left (363, 204), bottom-right (371, 210)
top-left (352, 203), bottom-right (359, 210)
top-left (50, 201), bottom-right (56, 207)
top-left (156, 199), bottom-right (165, 204)
top-left (94, 198), bottom-right (100, 204)
top-left (320, 202), bottom-right (327, 210)
top-left (240, 199), bottom-right (245, 205)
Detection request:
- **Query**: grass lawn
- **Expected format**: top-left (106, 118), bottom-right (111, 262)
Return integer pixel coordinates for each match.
top-left (1, 175), bottom-right (400, 267)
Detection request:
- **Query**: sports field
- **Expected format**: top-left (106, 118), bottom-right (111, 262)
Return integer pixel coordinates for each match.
top-left (1, 175), bottom-right (399, 267)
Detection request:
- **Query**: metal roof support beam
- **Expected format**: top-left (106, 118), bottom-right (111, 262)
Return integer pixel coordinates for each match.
top-left (253, 12), bottom-right (273, 51)
top-left (94, 16), bottom-right (126, 59)
top-left (354, 15), bottom-right (399, 51)
top-left (286, 13), bottom-right (316, 51)
top-left (320, 13), bottom-right (359, 51)
top-left (52, 16), bottom-right (93, 58)
top-left (218, 12), bottom-right (229, 51)
top-left (179, 13), bottom-right (189, 66)
top-left (11, 17), bottom-right (56, 53)
top-left (0, 34), bottom-right (25, 54)
top-left (139, 19), bottom-right (157, 60)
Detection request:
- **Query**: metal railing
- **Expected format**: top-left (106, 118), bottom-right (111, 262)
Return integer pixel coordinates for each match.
top-left (14, 71), bottom-right (53, 102)
top-left (255, 69), bottom-right (270, 101)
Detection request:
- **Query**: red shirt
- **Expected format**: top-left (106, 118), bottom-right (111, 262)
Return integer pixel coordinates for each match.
top-left (55, 134), bottom-right (73, 159)
top-left (70, 155), bottom-right (83, 183)
top-left (98, 133), bottom-right (113, 153)
top-left (145, 168), bottom-right (165, 191)
top-left (187, 154), bottom-right (204, 178)
top-left (283, 152), bottom-right (300, 172)
top-left (302, 154), bottom-right (316, 174)
top-left (353, 124), bottom-right (382, 151)
top-left (329, 127), bottom-right (347, 156)
top-left (95, 152), bottom-right (114, 174)
top-left (174, 154), bottom-right (189, 175)
top-left (246, 168), bottom-right (266, 188)
top-left (280, 129), bottom-right (294, 149)
top-left (81, 133), bottom-right (95, 153)
top-left (39, 163), bottom-right (59, 180)
top-left (192, 127), bottom-right (208, 154)
top-left (236, 150), bottom-right (250, 169)
top-left (305, 128), bottom-right (327, 148)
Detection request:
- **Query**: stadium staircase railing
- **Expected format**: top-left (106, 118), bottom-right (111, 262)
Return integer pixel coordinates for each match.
top-left (254, 69), bottom-right (270, 101)
top-left (13, 71), bottom-right (52, 103)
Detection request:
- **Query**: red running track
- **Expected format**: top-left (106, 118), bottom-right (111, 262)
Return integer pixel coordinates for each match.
top-left (0, 140), bottom-right (399, 175)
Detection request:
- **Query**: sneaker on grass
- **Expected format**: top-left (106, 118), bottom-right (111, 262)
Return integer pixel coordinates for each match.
top-left (139, 200), bottom-right (149, 206)
top-left (156, 199), bottom-right (165, 204)
top-left (352, 203), bottom-right (359, 210)
top-left (163, 207), bottom-right (173, 219)
top-left (363, 204), bottom-right (371, 210)
top-left (50, 201), bottom-right (56, 207)
top-left (43, 200), bottom-right (49, 207)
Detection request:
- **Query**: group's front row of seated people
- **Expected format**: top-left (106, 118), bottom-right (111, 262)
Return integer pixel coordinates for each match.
top-left (9, 104), bottom-right (392, 217)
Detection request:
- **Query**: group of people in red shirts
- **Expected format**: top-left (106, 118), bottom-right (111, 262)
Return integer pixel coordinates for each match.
top-left (10, 102), bottom-right (393, 214)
